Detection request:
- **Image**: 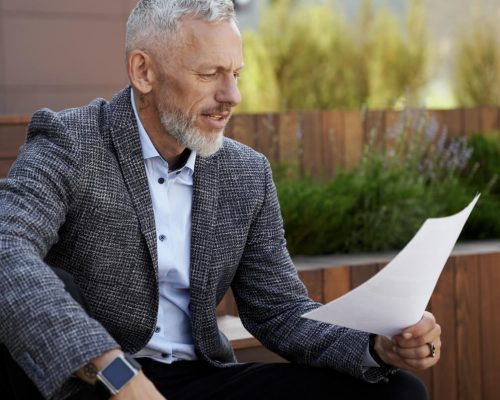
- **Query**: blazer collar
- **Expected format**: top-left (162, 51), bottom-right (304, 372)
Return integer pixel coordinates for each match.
top-left (108, 87), bottom-right (159, 273)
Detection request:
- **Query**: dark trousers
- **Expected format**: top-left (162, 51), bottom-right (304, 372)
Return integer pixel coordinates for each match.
top-left (1, 268), bottom-right (428, 400)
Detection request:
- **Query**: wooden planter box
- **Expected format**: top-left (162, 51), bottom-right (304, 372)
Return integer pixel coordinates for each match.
top-left (217, 243), bottom-right (500, 400)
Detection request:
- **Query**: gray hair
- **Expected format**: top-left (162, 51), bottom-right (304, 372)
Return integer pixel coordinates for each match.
top-left (125, 0), bottom-right (236, 55)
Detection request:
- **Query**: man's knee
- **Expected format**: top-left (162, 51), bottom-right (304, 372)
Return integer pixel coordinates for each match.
top-left (381, 370), bottom-right (429, 400)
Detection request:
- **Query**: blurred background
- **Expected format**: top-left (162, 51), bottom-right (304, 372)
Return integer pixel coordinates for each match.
top-left (1, 0), bottom-right (500, 114)
top-left (0, 0), bottom-right (498, 255)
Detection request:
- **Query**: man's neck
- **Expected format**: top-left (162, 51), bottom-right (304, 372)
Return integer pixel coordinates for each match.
top-left (133, 89), bottom-right (186, 166)
top-left (169, 148), bottom-right (191, 171)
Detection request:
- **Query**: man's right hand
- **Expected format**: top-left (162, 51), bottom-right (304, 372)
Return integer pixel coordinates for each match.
top-left (76, 349), bottom-right (165, 399)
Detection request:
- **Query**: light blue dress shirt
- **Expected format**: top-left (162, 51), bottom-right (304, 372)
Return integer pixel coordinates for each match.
top-left (131, 89), bottom-right (198, 363)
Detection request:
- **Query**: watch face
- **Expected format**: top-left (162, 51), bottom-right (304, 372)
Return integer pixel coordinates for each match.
top-left (101, 357), bottom-right (136, 390)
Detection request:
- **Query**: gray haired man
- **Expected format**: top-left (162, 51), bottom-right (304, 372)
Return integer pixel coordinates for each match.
top-left (0, 1), bottom-right (441, 399)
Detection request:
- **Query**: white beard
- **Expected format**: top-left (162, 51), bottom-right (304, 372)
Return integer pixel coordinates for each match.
top-left (159, 107), bottom-right (224, 158)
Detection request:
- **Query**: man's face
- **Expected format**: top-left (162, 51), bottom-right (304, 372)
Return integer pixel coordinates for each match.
top-left (152, 17), bottom-right (243, 157)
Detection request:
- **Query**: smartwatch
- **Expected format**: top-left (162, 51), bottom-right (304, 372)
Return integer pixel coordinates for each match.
top-left (95, 353), bottom-right (142, 396)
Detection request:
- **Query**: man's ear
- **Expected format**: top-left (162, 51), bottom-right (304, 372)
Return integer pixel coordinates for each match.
top-left (127, 50), bottom-right (155, 95)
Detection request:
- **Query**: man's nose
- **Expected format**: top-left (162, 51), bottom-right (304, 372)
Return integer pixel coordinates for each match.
top-left (215, 75), bottom-right (241, 107)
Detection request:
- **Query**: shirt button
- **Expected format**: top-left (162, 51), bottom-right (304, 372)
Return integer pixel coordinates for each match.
top-left (158, 178), bottom-right (165, 184)
top-left (155, 326), bottom-right (161, 333)
top-left (159, 234), bottom-right (166, 242)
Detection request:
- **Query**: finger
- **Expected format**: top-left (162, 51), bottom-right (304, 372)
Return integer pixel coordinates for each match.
top-left (385, 347), bottom-right (440, 371)
top-left (401, 311), bottom-right (436, 340)
top-left (395, 324), bottom-right (441, 348)
top-left (393, 339), bottom-right (441, 360)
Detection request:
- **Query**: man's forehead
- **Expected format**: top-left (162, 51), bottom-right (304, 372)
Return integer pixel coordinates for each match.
top-left (174, 17), bottom-right (243, 69)
top-left (179, 16), bottom-right (241, 46)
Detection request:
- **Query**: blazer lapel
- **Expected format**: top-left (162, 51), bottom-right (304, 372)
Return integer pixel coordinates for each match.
top-left (189, 153), bottom-right (220, 306)
top-left (107, 88), bottom-right (158, 273)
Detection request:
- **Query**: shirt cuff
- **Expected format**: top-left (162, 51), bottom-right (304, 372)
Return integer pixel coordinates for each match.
top-left (362, 342), bottom-right (381, 368)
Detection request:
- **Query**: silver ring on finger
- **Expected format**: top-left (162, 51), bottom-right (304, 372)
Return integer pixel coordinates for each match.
top-left (426, 342), bottom-right (436, 358)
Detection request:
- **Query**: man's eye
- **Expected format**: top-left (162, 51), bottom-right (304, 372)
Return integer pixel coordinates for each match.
top-left (234, 72), bottom-right (241, 80)
top-left (200, 73), bottom-right (217, 79)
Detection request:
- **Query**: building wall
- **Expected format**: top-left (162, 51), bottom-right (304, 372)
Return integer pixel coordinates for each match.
top-left (0, 0), bottom-right (137, 114)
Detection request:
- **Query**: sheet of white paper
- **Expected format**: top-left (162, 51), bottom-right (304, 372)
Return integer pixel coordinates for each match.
top-left (302, 194), bottom-right (480, 337)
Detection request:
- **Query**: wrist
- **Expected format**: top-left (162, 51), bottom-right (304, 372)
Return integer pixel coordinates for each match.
top-left (76, 349), bottom-right (123, 385)
top-left (369, 334), bottom-right (391, 368)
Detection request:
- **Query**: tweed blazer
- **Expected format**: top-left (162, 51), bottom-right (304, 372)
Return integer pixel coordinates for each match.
top-left (0, 87), bottom-right (392, 399)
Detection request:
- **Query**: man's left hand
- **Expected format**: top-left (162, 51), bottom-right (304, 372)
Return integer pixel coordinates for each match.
top-left (374, 311), bottom-right (441, 371)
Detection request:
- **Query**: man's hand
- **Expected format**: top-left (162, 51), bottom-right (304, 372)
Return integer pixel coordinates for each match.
top-left (374, 311), bottom-right (441, 371)
top-left (76, 349), bottom-right (165, 399)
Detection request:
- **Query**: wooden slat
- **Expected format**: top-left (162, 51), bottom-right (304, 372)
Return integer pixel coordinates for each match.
top-left (383, 109), bottom-right (400, 143)
top-left (230, 337), bottom-right (262, 350)
top-left (363, 110), bottom-right (385, 150)
top-left (231, 114), bottom-right (256, 148)
top-left (431, 109), bottom-right (464, 137)
top-left (254, 113), bottom-right (279, 162)
top-left (0, 115), bottom-right (31, 124)
top-left (0, 159), bottom-right (14, 177)
top-left (479, 106), bottom-right (500, 133)
top-left (277, 112), bottom-right (299, 164)
top-left (343, 110), bottom-right (364, 169)
top-left (430, 258), bottom-right (457, 400)
top-left (0, 124), bottom-right (27, 158)
top-left (479, 252), bottom-right (500, 400)
top-left (298, 270), bottom-right (323, 303)
top-left (320, 110), bottom-right (335, 177)
top-left (321, 110), bottom-right (343, 176)
top-left (223, 115), bottom-right (235, 140)
top-left (323, 266), bottom-right (350, 302)
top-left (463, 108), bottom-right (481, 136)
top-left (301, 111), bottom-right (323, 177)
top-left (455, 255), bottom-right (482, 400)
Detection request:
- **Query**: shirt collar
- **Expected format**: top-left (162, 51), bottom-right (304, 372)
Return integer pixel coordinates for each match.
top-left (130, 88), bottom-right (196, 174)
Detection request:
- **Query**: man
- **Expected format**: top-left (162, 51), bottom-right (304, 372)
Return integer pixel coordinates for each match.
top-left (0, 1), bottom-right (441, 399)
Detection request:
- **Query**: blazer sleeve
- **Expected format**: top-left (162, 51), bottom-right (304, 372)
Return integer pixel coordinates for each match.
top-left (0, 110), bottom-right (118, 399)
top-left (231, 154), bottom-right (396, 383)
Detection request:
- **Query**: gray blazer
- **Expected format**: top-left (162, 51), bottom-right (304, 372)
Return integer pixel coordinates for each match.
top-left (0, 87), bottom-right (392, 399)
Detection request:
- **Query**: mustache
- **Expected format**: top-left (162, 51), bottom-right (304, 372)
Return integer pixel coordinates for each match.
top-left (201, 104), bottom-right (232, 115)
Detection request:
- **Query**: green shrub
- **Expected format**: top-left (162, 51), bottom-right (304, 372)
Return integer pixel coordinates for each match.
top-left (466, 133), bottom-right (500, 194)
top-left (453, 21), bottom-right (500, 106)
top-left (275, 110), bottom-right (500, 255)
top-left (367, 0), bottom-right (428, 107)
top-left (237, 0), bottom-right (429, 112)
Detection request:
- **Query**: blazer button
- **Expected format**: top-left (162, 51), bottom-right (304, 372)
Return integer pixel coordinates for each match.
top-left (159, 235), bottom-right (166, 242)
top-left (155, 326), bottom-right (161, 333)
top-left (158, 178), bottom-right (165, 184)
